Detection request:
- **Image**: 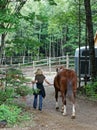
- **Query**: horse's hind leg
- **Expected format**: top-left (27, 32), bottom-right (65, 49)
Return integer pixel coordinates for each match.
top-left (55, 89), bottom-right (59, 109)
top-left (67, 82), bottom-right (76, 119)
top-left (61, 92), bottom-right (67, 116)
top-left (71, 94), bottom-right (76, 119)
top-left (71, 104), bottom-right (76, 119)
top-left (63, 104), bottom-right (67, 116)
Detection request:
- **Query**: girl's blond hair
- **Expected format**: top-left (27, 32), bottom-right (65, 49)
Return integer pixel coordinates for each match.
top-left (35, 69), bottom-right (43, 75)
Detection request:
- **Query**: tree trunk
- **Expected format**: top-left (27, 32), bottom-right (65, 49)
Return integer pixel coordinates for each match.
top-left (84, 0), bottom-right (96, 80)
top-left (0, 34), bottom-right (6, 64)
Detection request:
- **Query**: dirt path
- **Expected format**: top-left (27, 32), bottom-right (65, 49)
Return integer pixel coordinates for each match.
top-left (23, 66), bottom-right (97, 130)
top-left (2, 66), bottom-right (97, 130)
top-left (26, 86), bottom-right (97, 130)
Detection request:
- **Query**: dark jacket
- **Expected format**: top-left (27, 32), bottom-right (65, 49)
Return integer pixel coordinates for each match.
top-left (36, 83), bottom-right (46, 98)
top-left (35, 74), bottom-right (46, 98)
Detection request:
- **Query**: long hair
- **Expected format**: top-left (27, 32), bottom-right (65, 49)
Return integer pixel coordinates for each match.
top-left (35, 69), bottom-right (43, 75)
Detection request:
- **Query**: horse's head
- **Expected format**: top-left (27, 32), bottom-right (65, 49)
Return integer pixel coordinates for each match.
top-left (56, 66), bottom-right (65, 73)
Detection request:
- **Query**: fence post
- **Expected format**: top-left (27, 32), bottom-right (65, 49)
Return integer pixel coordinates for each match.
top-left (47, 57), bottom-right (49, 66)
top-left (23, 56), bottom-right (25, 64)
top-left (33, 61), bottom-right (35, 70)
top-left (59, 58), bottom-right (60, 65)
top-left (66, 54), bottom-right (69, 68)
top-left (48, 57), bottom-right (51, 74)
top-left (18, 63), bottom-right (21, 69)
top-left (10, 57), bottom-right (12, 65)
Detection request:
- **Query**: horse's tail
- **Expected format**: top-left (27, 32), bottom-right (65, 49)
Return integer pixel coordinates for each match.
top-left (67, 80), bottom-right (73, 96)
top-left (67, 80), bottom-right (75, 102)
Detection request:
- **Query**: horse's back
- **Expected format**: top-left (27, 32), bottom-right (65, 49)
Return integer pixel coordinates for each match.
top-left (62, 69), bottom-right (77, 91)
top-left (54, 68), bottom-right (77, 92)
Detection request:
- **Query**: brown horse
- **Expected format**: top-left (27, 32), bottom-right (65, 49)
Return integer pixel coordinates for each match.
top-left (54, 66), bottom-right (77, 118)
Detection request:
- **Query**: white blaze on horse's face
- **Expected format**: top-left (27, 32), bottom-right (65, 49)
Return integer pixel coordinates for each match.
top-left (56, 67), bottom-right (64, 73)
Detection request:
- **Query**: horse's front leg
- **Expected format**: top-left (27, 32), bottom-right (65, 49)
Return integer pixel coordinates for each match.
top-left (61, 92), bottom-right (67, 116)
top-left (55, 89), bottom-right (59, 109)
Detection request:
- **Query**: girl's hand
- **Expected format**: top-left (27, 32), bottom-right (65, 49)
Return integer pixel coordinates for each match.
top-left (32, 80), bottom-right (35, 84)
top-left (32, 80), bottom-right (38, 84)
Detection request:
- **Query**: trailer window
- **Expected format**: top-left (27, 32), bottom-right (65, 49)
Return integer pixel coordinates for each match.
top-left (82, 50), bottom-right (89, 56)
top-left (95, 48), bottom-right (97, 56)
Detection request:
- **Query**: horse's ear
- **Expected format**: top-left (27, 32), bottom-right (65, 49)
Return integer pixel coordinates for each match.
top-left (64, 65), bottom-right (66, 68)
top-left (61, 65), bottom-right (65, 69)
top-left (56, 66), bottom-right (58, 72)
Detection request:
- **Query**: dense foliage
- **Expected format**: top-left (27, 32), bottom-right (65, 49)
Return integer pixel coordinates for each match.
top-left (1, 0), bottom-right (97, 59)
top-left (0, 104), bottom-right (30, 126)
top-left (84, 81), bottom-right (97, 100)
top-left (0, 67), bottom-right (33, 126)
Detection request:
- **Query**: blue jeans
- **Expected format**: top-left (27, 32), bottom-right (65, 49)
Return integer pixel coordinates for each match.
top-left (33, 94), bottom-right (43, 110)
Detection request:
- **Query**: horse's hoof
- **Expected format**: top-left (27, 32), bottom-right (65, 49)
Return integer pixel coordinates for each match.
top-left (60, 109), bottom-right (63, 113)
top-left (63, 112), bottom-right (67, 116)
top-left (56, 107), bottom-right (59, 110)
top-left (71, 115), bottom-right (76, 119)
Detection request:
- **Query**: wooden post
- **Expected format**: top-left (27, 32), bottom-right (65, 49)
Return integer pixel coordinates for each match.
top-left (66, 54), bottom-right (69, 68)
top-left (33, 61), bottom-right (35, 70)
top-left (49, 57), bottom-right (51, 74)
top-left (23, 56), bottom-right (25, 64)
top-left (10, 57), bottom-right (12, 65)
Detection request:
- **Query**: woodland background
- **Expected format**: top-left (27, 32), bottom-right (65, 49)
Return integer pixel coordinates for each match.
top-left (1, 0), bottom-right (97, 127)
top-left (0, 0), bottom-right (97, 79)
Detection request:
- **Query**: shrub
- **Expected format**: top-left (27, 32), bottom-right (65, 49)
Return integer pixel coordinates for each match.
top-left (84, 81), bottom-right (97, 99)
top-left (0, 104), bottom-right (30, 126)
top-left (0, 87), bottom-right (15, 105)
top-left (15, 85), bottom-right (33, 96)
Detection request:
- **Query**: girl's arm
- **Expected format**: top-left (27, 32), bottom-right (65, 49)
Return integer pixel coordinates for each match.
top-left (32, 80), bottom-right (37, 84)
top-left (45, 79), bottom-right (52, 85)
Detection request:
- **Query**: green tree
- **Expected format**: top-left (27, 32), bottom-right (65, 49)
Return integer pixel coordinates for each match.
top-left (0, 0), bottom-right (27, 63)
